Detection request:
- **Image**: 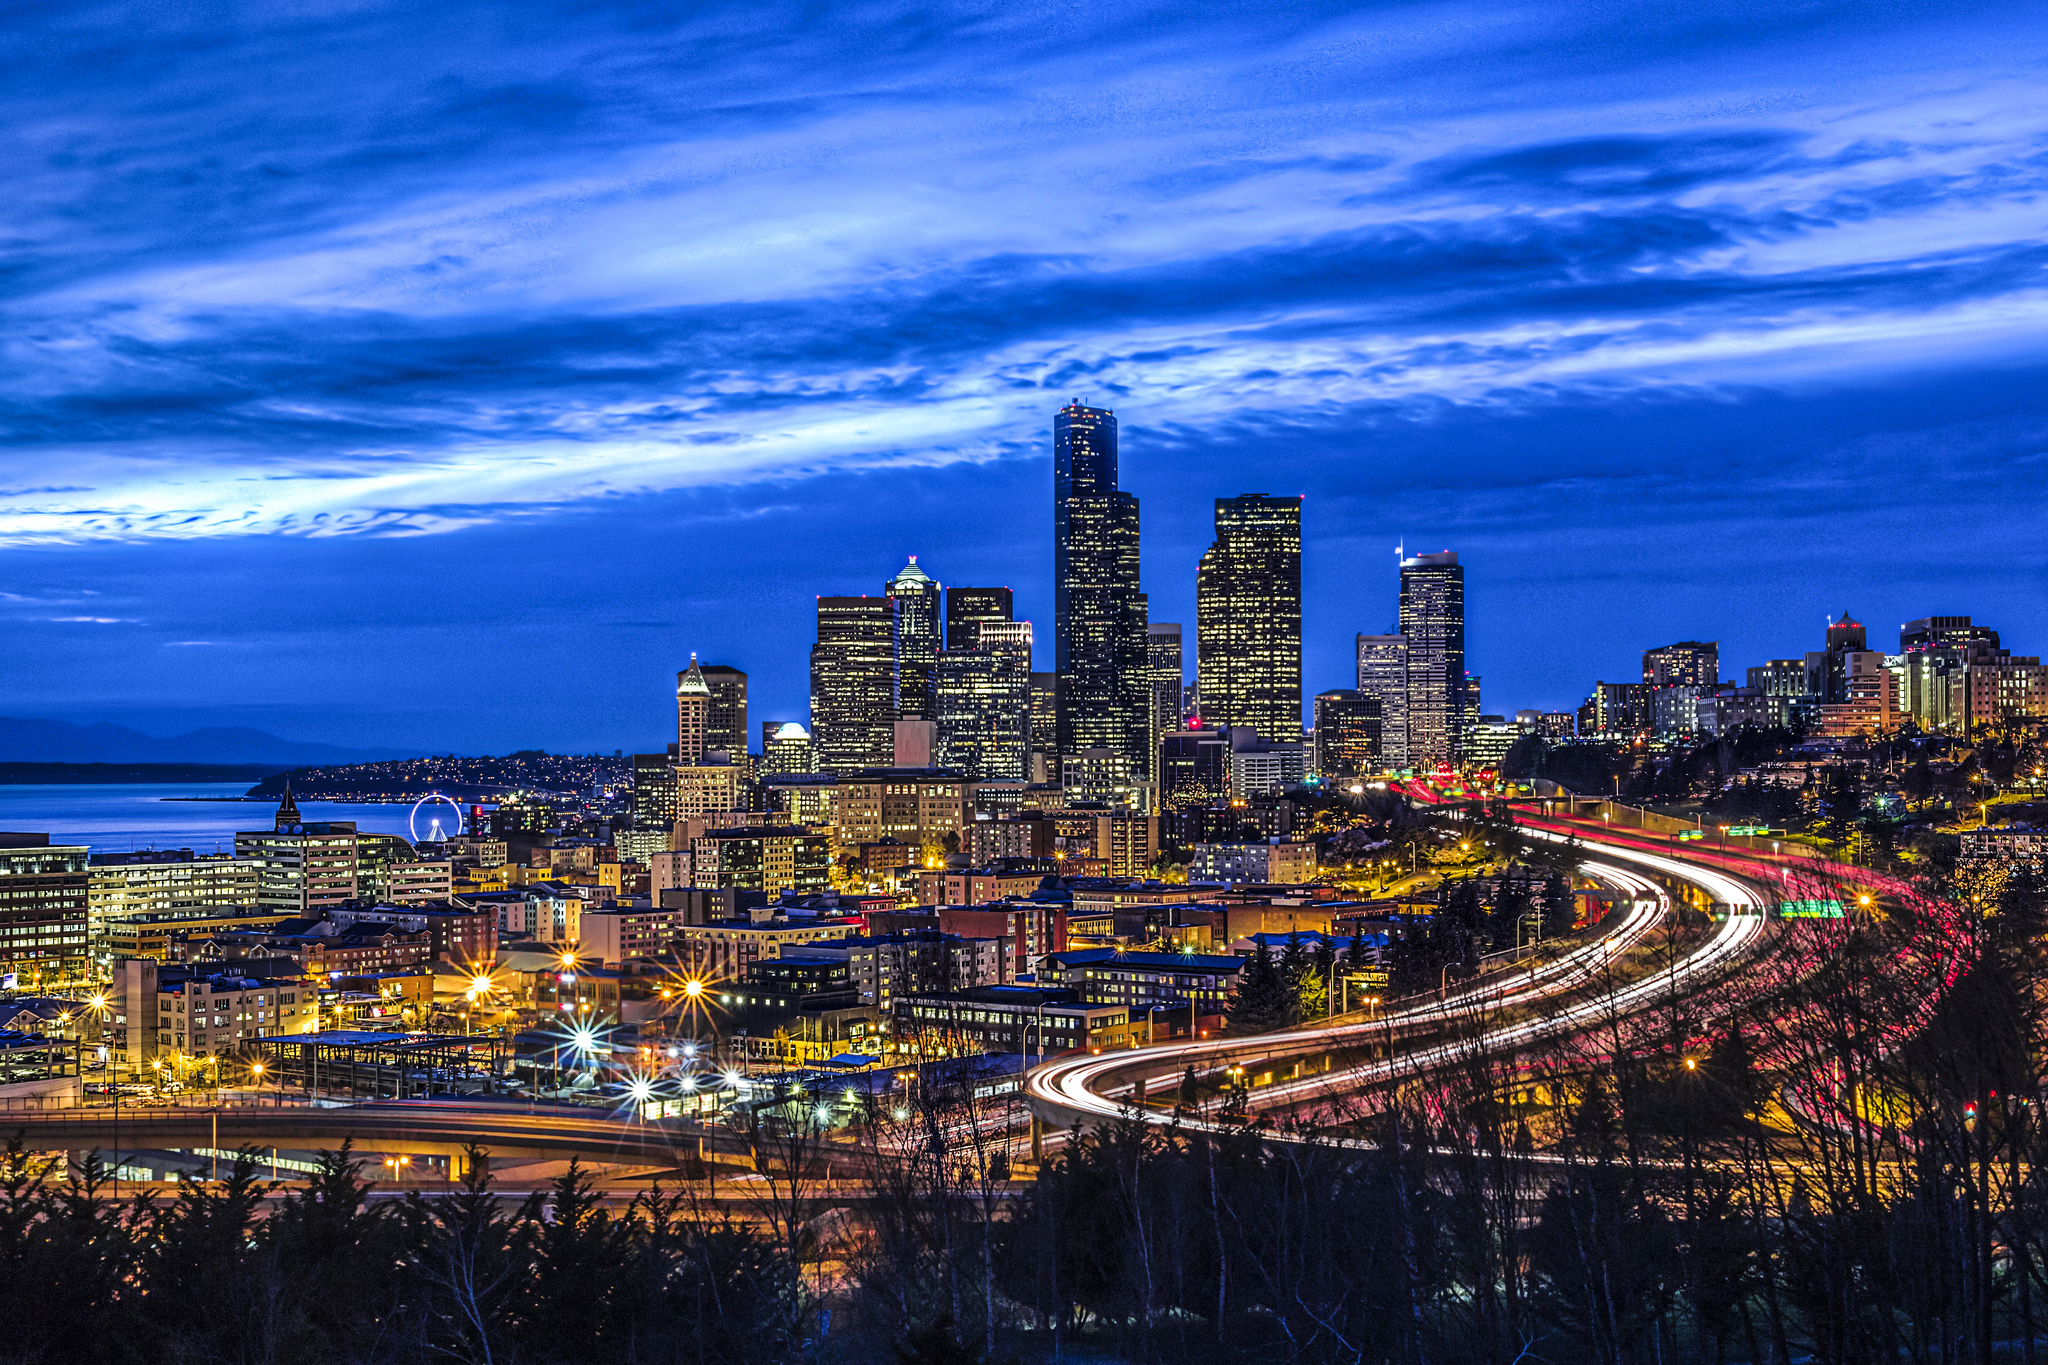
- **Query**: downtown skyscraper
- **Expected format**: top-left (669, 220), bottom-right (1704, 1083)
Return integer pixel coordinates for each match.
top-left (1355, 632), bottom-right (1409, 766)
top-left (810, 595), bottom-right (900, 772)
top-left (1053, 402), bottom-right (1149, 768)
top-left (1399, 550), bottom-right (1465, 767)
top-left (885, 556), bottom-right (942, 719)
top-left (1194, 494), bottom-right (1302, 741)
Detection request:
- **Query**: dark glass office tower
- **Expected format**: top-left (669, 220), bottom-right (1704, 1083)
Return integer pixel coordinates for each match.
top-left (1399, 550), bottom-right (1465, 767)
top-left (810, 596), bottom-right (899, 773)
top-left (1194, 494), bottom-right (1302, 741)
top-left (698, 665), bottom-right (749, 756)
top-left (1147, 622), bottom-right (1183, 785)
top-left (885, 556), bottom-right (941, 720)
top-left (1312, 689), bottom-right (1383, 781)
top-left (1053, 402), bottom-right (1148, 766)
top-left (944, 586), bottom-right (1013, 652)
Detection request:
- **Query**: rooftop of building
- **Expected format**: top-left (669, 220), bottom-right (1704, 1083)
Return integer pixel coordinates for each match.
top-left (1046, 947), bottom-right (1248, 972)
top-left (897, 984), bottom-right (1092, 1009)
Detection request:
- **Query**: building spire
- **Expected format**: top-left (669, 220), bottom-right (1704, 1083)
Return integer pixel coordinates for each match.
top-left (274, 777), bottom-right (301, 832)
top-left (676, 652), bottom-right (710, 696)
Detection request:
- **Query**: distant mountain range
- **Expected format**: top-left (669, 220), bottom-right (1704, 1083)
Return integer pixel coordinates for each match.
top-left (0, 716), bottom-right (407, 766)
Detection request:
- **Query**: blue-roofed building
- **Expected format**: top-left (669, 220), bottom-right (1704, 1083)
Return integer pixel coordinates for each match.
top-left (1038, 946), bottom-right (1244, 1011)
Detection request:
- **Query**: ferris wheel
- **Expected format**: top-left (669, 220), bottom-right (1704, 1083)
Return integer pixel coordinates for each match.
top-left (409, 793), bottom-right (465, 843)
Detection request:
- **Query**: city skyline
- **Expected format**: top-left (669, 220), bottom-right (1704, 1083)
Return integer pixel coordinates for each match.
top-left (1, 1), bottom-right (2044, 755)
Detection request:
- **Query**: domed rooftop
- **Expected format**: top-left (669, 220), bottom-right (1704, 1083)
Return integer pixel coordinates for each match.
top-left (772, 721), bottom-right (811, 740)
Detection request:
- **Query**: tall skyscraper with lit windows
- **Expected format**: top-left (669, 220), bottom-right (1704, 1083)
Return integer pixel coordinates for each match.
top-left (1194, 494), bottom-right (1302, 741)
top-left (1053, 402), bottom-right (1149, 768)
top-left (811, 596), bottom-right (900, 773)
top-left (885, 556), bottom-right (942, 720)
top-left (1355, 633), bottom-right (1409, 767)
top-left (1399, 550), bottom-right (1465, 767)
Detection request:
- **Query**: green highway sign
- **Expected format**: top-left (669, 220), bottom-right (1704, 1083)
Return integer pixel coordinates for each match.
top-left (1778, 899), bottom-right (1845, 919)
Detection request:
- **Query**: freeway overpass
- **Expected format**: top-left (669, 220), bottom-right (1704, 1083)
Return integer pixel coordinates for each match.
top-left (1023, 792), bottom-right (1786, 1134)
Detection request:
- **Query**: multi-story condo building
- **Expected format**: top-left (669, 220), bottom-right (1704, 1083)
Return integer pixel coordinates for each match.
top-left (811, 595), bottom-right (901, 772)
top-left (675, 916), bottom-right (859, 982)
top-left (1039, 947), bottom-right (1244, 1012)
top-left (1818, 651), bottom-right (1905, 738)
top-left (1195, 494), bottom-right (1302, 742)
top-left (1190, 839), bottom-right (1318, 885)
top-left (1642, 641), bottom-right (1720, 689)
top-left (847, 930), bottom-right (1012, 1007)
top-left (891, 985), bottom-right (1128, 1059)
top-left (1053, 402), bottom-right (1150, 770)
top-left (1399, 550), bottom-right (1465, 767)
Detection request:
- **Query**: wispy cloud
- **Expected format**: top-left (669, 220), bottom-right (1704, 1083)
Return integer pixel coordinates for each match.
top-left (0, 1), bottom-right (2042, 545)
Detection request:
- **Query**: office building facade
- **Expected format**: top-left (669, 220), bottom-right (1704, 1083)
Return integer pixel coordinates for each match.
top-left (675, 655), bottom-right (711, 763)
top-left (811, 595), bottom-right (900, 773)
top-left (934, 627), bottom-right (1032, 782)
top-left (1312, 689), bottom-right (1383, 781)
top-left (1053, 402), bottom-right (1150, 767)
top-left (234, 789), bottom-right (359, 916)
top-left (1399, 551), bottom-right (1466, 767)
top-left (699, 665), bottom-right (749, 756)
top-left (1643, 641), bottom-right (1720, 689)
top-left (760, 721), bottom-right (816, 775)
top-left (886, 556), bottom-right (942, 720)
top-left (1355, 633), bottom-right (1409, 767)
top-left (0, 834), bottom-right (91, 985)
top-left (945, 586), bottom-right (1014, 652)
top-left (1194, 494), bottom-right (1302, 742)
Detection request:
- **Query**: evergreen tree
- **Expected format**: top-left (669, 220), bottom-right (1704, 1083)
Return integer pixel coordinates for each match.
top-left (1225, 942), bottom-right (1294, 1035)
top-left (1540, 871), bottom-right (1577, 940)
top-left (1298, 935), bottom-right (1337, 1020)
top-left (1490, 874), bottom-right (1531, 949)
top-left (1391, 917), bottom-right (1444, 995)
top-left (1346, 918), bottom-right (1371, 970)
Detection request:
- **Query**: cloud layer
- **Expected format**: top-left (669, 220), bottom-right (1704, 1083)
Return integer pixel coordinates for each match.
top-left (2, 0), bottom-right (2044, 543)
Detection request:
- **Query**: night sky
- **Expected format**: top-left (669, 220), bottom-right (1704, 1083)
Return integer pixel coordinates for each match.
top-left (2, 0), bottom-right (2044, 754)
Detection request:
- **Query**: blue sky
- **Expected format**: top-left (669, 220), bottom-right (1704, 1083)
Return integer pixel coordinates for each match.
top-left (2, 0), bottom-right (2044, 753)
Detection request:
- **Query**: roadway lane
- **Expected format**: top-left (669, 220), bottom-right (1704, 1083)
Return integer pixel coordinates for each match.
top-left (1023, 805), bottom-right (1774, 1134)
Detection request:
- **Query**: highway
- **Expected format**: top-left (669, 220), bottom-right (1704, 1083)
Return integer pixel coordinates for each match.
top-left (1023, 800), bottom-right (1776, 1134)
top-left (0, 1097), bottom-right (762, 1173)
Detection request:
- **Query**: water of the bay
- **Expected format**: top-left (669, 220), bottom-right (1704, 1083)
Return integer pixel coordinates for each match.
top-left (0, 784), bottom-right (424, 854)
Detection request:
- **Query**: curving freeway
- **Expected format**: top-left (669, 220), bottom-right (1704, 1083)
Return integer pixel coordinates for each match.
top-left (1024, 797), bottom-right (1778, 1134)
